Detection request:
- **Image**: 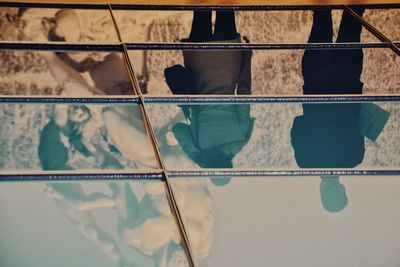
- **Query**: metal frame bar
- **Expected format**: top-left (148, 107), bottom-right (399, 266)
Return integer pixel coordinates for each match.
top-left (1, 1), bottom-right (400, 10)
top-left (0, 42), bottom-right (391, 51)
top-left (0, 172), bottom-right (164, 182)
top-left (142, 95), bottom-right (400, 103)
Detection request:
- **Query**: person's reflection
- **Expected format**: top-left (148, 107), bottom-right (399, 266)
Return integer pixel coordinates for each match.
top-left (115, 180), bottom-right (214, 267)
top-left (320, 176), bottom-right (348, 213)
top-left (164, 10), bottom-right (252, 95)
top-left (44, 183), bottom-right (136, 267)
top-left (170, 104), bottom-right (254, 171)
top-left (291, 8), bottom-right (389, 212)
top-left (38, 103), bottom-right (158, 171)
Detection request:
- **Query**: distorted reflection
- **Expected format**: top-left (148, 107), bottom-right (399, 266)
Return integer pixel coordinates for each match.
top-left (292, 7), bottom-right (390, 168)
top-left (19, 8), bottom-right (119, 43)
top-left (38, 104), bottom-right (157, 170)
top-left (0, 102), bottom-right (157, 171)
top-left (44, 183), bottom-right (134, 267)
top-left (43, 179), bottom-right (214, 267)
top-left (320, 176), bottom-right (348, 213)
top-left (164, 10), bottom-right (252, 95)
top-left (157, 104), bottom-right (254, 170)
top-left (17, 9), bottom-right (132, 95)
top-left (291, 8), bottom-right (390, 212)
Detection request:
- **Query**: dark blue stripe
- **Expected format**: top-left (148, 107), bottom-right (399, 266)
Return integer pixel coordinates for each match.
top-left (112, 4), bottom-right (400, 10)
top-left (167, 170), bottom-right (400, 177)
top-left (111, 4), bottom-right (345, 10)
top-left (143, 95), bottom-right (400, 104)
top-left (124, 42), bottom-right (389, 50)
top-left (0, 42), bottom-right (390, 52)
top-left (0, 172), bottom-right (163, 182)
top-left (0, 97), bottom-right (140, 104)
top-left (1, 2), bottom-right (399, 10)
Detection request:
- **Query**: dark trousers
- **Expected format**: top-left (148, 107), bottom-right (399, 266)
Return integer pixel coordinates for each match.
top-left (188, 11), bottom-right (239, 42)
top-left (301, 9), bottom-right (364, 95)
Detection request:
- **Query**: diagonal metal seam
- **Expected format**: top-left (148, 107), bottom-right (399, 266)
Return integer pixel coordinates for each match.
top-left (108, 6), bottom-right (198, 267)
top-left (345, 5), bottom-right (400, 57)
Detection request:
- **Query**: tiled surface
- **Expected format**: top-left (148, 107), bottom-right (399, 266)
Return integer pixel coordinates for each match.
top-left (0, 181), bottom-right (188, 267)
top-left (0, 4), bottom-right (400, 267)
top-left (0, 102), bottom-right (158, 171)
top-left (170, 175), bottom-right (400, 267)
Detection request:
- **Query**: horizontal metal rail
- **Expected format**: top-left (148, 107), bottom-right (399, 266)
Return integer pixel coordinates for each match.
top-left (1, 1), bottom-right (400, 10)
top-left (0, 97), bottom-right (140, 104)
top-left (0, 171), bottom-right (164, 182)
top-left (167, 169), bottom-right (400, 177)
top-left (0, 42), bottom-right (392, 51)
top-left (143, 95), bottom-right (400, 104)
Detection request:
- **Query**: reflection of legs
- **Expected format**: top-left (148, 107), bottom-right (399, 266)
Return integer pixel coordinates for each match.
top-left (307, 10), bottom-right (333, 43)
top-left (335, 9), bottom-right (365, 86)
top-left (336, 8), bottom-right (365, 43)
top-left (188, 11), bottom-right (212, 42)
top-left (301, 10), bottom-right (334, 94)
top-left (213, 11), bottom-right (239, 41)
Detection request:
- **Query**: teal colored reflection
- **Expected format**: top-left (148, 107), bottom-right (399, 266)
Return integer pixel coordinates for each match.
top-left (172, 104), bottom-right (254, 169)
top-left (293, 8), bottom-right (389, 213)
top-left (320, 176), bottom-right (348, 213)
top-left (291, 103), bottom-right (366, 168)
top-left (210, 177), bottom-right (232, 187)
top-left (37, 104), bottom-right (157, 171)
top-left (292, 8), bottom-right (389, 169)
top-left (46, 182), bottom-right (194, 267)
top-left (115, 183), bottom-right (188, 267)
top-left (46, 183), bottom-right (137, 267)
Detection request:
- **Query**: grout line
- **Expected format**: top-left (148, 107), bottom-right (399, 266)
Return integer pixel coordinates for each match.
top-left (108, 5), bottom-right (198, 267)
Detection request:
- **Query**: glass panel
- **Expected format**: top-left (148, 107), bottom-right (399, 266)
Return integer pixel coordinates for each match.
top-left (0, 102), bottom-right (158, 171)
top-left (113, 9), bottom-right (378, 43)
top-left (0, 7), bottom-right (119, 43)
top-left (0, 180), bottom-right (189, 267)
top-left (129, 47), bottom-right (399, 95)
top-left (0, 50), bottom-right (134, 96)
top-left (169, 175), bottom-right (400, 266)
top-left (148, 101), bottom-right (396, 170)
top-left (360, 8), bottom-right (400, 42)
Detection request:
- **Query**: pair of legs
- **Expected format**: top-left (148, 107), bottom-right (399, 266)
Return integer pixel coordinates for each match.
top-left (188, 11), bottom-right (239, 42)
top-left (302, 8), bottom-right (365, 94)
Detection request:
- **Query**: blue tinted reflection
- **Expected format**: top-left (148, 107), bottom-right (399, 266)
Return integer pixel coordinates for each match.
top-left (0, 103), bottom-right (157, 171)
top-left (45, 182), bottom-right (189, 267)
